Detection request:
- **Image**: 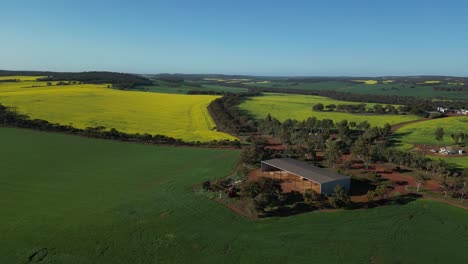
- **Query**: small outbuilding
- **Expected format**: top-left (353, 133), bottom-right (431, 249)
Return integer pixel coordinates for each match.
top-left (261, 158), bottom-right (350, 195)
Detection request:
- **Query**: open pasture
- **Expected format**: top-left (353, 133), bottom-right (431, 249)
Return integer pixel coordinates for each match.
top-left (239, 93), bottom-right (420, 127)
top-left (246, 80), bottom-right (468, 100)
top-left (394, 116), bottom-right (468, 168)
top-left (395, 116), bottom-right (468, 146)
top-left (0, 78), bottom-right (235, 142)
top-left (141, 80), bottom-right (247, 94)
top-left (1, 127), bottom-right (468, 263)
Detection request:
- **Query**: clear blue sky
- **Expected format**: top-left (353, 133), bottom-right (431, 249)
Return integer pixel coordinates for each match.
top-left (2, 0), bottom-right (468, 76)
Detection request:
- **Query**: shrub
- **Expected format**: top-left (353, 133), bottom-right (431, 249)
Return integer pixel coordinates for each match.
top-left (303, 189), bottom-right (321, 206)
top-left (202, 180), bottom-right (212, 191)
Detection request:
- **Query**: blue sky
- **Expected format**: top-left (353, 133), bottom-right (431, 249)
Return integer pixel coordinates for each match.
top-left (1, 0), bottom-right (468, 76)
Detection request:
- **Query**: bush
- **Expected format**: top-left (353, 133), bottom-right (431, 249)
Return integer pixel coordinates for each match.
top-left (202, 180), bottom-right (212, 191)
top-left (328, 185), bottom-right (351, 208)
top-left (368, 172), bottom-right (381, 181)
top-left (303, 189), bottom-right (321, 206)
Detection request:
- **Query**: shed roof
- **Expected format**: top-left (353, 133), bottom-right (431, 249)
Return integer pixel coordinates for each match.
top-left (261, 158), bottom-right (349, 184)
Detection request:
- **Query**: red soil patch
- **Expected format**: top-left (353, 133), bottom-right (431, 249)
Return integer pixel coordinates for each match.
top-left (367, 164), bottom-right (440, 194)
top-left (247, 169), bottom-right (317, 194)
top-left (264, 137), bottom-right (287, 150)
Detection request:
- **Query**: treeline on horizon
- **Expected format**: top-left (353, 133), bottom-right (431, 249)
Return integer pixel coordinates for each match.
top-left (0, 70), bottom-right (152, 89)
top-left (246, 87), bottom-right (468, 110)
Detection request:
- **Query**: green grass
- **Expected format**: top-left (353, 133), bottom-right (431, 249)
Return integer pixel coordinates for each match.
top-left (250, 80), bottom-right (468, 100)
top-left (2, 127), bottom-right (468, 263)
top-left (396, 116), bottom-right (468, 146)
top-left (393, 116), bottom-right (468, 168)
top-left (428, 156), bottom-right (468, 169)
top-left (239, 93), bottom-right (420, 127)
top-left (140, 80), bottom-right (247, 94)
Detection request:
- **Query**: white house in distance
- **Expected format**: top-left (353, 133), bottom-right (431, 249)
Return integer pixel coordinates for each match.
top-left (439, 146), bottom-right (464, 155)
top-left (436, 107), bottom-right (468, 115)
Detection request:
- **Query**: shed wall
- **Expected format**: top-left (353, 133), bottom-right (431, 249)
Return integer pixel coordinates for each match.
top-left (320, 178), bottom-right (350, 195)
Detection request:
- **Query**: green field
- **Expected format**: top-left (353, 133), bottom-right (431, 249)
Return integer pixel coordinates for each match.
top-left (239, 93), bottom-right (420, 127)
top-left (247, 80), bottom-right (468, 100)
top-left (396, 116), bottom-right (468, 146)
top-left (0, 78), bottom-right (235, 142)
top-left (394, 116), bottom-right (468, 168)
top-left (139, 80), bottom-right (248, 94)
top-left (1, 127), bottom-right (468, 263)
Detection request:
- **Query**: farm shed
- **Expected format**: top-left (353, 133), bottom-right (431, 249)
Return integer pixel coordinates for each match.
top-left (261, 158), bottom-right (350, 194)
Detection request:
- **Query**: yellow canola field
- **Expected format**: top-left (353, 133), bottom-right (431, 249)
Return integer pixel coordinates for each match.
top-left (0, 79), bottom-right (236, 142)
top-left (353, 80), bottom-right (378, 85)
top-left (0, 76), bottom-right (46, 81)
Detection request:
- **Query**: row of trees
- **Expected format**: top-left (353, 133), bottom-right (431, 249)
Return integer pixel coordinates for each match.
top-left (433, 87), bottom-right (468, 92)
top-left (313, 103), bottom-right (399, 114)
top-left (207, 92), bottom-right (259, 134)
top-left (0, 70), bottom-right (152, 89)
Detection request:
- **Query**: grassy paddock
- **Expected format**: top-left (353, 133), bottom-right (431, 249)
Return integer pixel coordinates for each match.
top-left (393, 116), bottom-right (468, 168)
top-left (247, 80), bottom-right (468, 100)
top-left (140, 80), bottom-right (247, 94)
top-left (239, 93), bottom-right (420, 127)
top-left (1, 127), bottom-right (468, 263)
top-left (395, 116), bottom-right (468, 146)
top-left (0, 78), bottom-right (235, 142)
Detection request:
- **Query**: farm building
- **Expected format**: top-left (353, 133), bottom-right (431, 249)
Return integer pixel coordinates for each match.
top-left (261, 158), bottom-right (350, 195)
top-left (439, 146), bottom-right (463, 155)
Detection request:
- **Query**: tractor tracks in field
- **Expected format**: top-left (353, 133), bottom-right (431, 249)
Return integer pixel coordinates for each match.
top-left (186, 104), bottom-right (194, 132)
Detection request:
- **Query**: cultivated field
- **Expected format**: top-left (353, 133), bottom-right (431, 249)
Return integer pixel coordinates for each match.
top-left (394, 116), bottom-right (468, 168)
top-left (1, 127), bottom-right (467, 263)
top-left (0, 75), bottom-right (46, 81)
top-left (244, 80), bottom-right (468, 100)
top-left (395, 116), bottom-right (468, 146)
top-left (239, 93), bottom-right (420, 127)
top-left (0, 78), bottom-right (235, 142)
top-left (140, 79), bottom-right (248, 94)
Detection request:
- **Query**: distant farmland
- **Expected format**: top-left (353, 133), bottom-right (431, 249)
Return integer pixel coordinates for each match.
top-left (239, 93), bottom-right (420, 127)
top-left (1, 127), bottom-right (468, 263)
top-left (244, 80), bottom-right (468, 100)
top-left (0, 77), bottom-right (235, 142)
top-left (394, 116), bottom-right (468, 168)
top-left (396, 116), bottom-right (468, 146)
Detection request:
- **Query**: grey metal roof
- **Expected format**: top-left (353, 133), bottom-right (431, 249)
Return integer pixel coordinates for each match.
top-left (261, 158), bottom-right (349, 184)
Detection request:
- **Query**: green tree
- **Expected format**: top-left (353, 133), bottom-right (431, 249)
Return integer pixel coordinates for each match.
top-left (435, 127), bottom-right (444, 144)
top-left (325, 104), bottom-right (336, 111)
top-left (416, 174), bottom-right (426, 192)
top-left (328, 185), bottom-right (351, 208)
top-left (303, 189), bottom-right (321, 206)
top-left (325, 141), bottom-right (341, 168)
top-left (313, 103), bottom-right (324, 111)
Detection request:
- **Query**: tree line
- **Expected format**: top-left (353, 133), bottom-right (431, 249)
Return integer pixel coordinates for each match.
top-left (0, 70), bottom-right (152, 89)
top-left (207, 92), bottom-right (259, 134)
top-left (313, 103), bottom-right (399, 115)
